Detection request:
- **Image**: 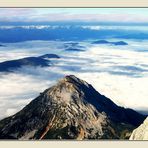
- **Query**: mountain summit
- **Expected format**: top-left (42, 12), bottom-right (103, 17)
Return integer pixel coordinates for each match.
top-left (0, 75), bottom-right (146, 140)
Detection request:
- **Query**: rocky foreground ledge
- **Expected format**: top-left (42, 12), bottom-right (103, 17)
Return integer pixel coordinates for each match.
top-left (130, 117), bottom-right (148, 140)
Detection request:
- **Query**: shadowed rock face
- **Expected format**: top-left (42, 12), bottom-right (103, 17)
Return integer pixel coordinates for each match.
top-left (0, 75), bottom-right (146, 140)
top-left (130, 117), bottom-right (148, 140)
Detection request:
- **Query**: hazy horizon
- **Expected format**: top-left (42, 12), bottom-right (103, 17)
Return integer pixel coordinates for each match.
top-left (1, 8), bottom-right (148, 23)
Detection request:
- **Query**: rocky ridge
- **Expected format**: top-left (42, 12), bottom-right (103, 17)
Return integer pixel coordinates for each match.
top-left (0, 75), bottom-right (146, 140)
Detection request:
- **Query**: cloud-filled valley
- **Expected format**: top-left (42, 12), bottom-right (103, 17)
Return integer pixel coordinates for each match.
top-left (0, 38), bottom-right (148, 119)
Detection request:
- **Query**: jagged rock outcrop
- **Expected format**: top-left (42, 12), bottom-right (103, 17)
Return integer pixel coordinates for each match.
top-left (130, 117), bottom-right (148, 140)
top-left (0, 75), bottom-right (146, 140)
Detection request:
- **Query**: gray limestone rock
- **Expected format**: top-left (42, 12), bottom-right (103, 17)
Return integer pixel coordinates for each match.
top-left (130, 117), bottom-right (148, 140)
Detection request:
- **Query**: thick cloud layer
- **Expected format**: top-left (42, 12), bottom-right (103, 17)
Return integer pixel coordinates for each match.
top-left (0, 40), bottom-right (148, 119)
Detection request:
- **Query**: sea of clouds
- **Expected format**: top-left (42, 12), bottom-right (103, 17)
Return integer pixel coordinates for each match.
top-left (0, 39), bottom-right (148, 119)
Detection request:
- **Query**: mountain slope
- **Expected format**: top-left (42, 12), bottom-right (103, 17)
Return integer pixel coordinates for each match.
top-left (0, 75), bottom-right (146, 140)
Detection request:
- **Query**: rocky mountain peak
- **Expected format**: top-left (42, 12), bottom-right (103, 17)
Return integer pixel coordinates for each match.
top-left (0, 75), bottom-right (146, 140)
top-left (58, 75), bottom-right (90, 89)
top-left (44, 75), bottom-right (92, 105)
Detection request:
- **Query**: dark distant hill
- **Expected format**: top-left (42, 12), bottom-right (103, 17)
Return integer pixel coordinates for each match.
top-left (64, 42), bottom-right (85, 52)
top-left (92, 40), bottom-right (110, 44)
top-left (65, 48), bottom-right (85, 52)
top-left (0, 44), bottom-right (6, 47)
top-left (92, 40), bottom-right (128, 45)
top-left (0, 54), bottom-right (60, 72)
top-left (39, 54), bottom-right (60, 59)
top-left (113, 41), bottom-right (128, 45)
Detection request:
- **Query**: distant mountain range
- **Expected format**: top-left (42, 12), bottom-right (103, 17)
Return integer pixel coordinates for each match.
top-left (0, 75), bottom-right (146, 140)
top-left (0, 54), bottom-right (60, 72)
top-left (0, 24), bottom-right (148, 43)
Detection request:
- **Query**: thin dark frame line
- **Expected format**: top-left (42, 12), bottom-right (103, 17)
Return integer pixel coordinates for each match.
top-left (0, 6), bottom-right (148, 9)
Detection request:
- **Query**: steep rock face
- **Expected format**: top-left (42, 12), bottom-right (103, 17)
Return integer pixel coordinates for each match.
top-left (130, 117), bottom-right (148, 140)
top-left (0, 75), bottom-right (146, 140)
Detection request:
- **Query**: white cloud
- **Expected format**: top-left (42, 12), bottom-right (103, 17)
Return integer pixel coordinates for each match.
top-left (0, 8), bottom-right (148, 22)
top-left (0, 40), bottom-right (148, 119)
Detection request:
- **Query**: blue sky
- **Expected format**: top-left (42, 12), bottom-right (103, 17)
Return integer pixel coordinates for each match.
top-left (0, 8), bottom-right (148, 23)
